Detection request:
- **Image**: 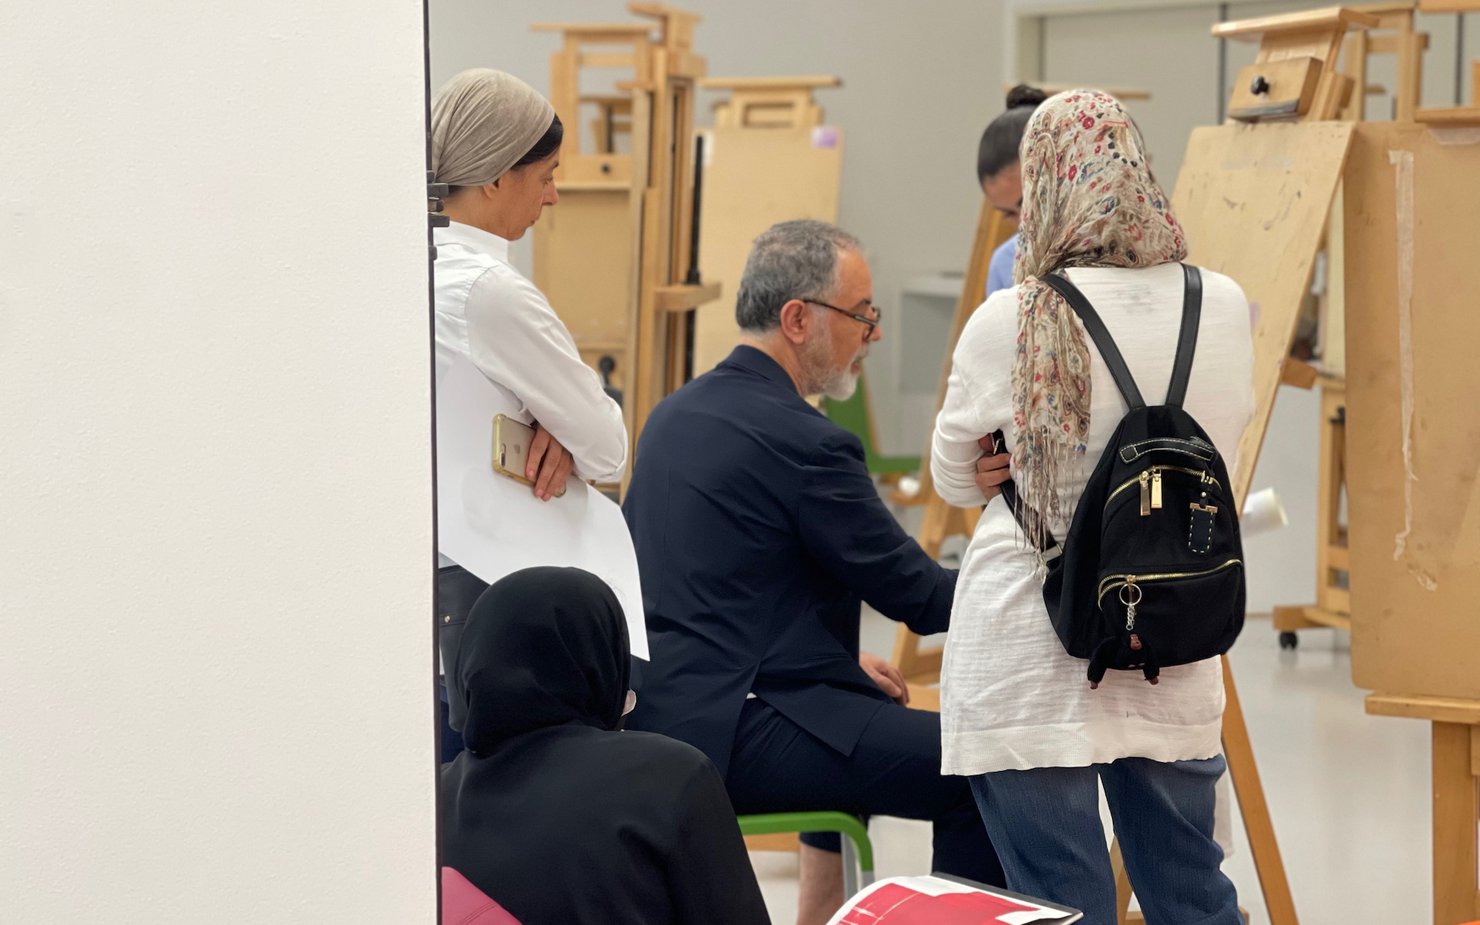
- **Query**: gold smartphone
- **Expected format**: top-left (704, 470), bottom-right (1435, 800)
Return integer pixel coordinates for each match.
top-left (492, 414), bottom-right (565, 497)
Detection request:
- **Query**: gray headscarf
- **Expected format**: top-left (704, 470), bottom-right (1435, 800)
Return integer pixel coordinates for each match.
top-left (431, 69), bottom-right (556, 188)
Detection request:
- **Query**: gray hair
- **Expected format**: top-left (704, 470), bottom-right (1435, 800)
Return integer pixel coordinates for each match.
top-left (735, 220), bottom-right (862, 333)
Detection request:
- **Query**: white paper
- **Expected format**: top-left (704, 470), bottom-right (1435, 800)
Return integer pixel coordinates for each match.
top-left (436, 356), bottom-right (648, 660)
top-left (1240, 486), bottom-right (1288, 537)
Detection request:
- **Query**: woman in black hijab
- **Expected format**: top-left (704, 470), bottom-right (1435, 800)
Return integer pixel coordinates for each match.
top-left (442, 567), bottom-right (771, 925)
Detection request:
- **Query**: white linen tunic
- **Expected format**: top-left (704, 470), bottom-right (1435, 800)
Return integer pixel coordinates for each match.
top-left (433, 220), bottom-right (627, 484)
top-left (931, 263), bottom-right (1254, 775)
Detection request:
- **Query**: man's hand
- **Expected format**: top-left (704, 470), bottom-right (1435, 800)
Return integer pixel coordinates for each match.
top-left (525, 424), bottom-right (574, 502)
top-left (859, 652), bottom-right (909, 707)
top-left (976, 434), bottom-right (1012, 504)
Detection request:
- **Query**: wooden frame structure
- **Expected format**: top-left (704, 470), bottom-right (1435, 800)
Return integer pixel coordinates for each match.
top-left (706, 75), bottom-right (840, 129)
top-left (532, 4), bottom-right (721, 469)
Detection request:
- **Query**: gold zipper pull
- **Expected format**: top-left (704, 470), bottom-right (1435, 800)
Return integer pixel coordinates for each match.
top-left (1151, 469), bottom-right (1163, 510)
top-left (1139, 471), bottom-right (1151, 516)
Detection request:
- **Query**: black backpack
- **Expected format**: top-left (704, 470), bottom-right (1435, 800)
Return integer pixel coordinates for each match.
top-left (1001, 264), bottom-right (1245, 688)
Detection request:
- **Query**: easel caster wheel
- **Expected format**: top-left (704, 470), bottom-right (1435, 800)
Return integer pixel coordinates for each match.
top-left (1279, 631), bottom-right (1299, 650)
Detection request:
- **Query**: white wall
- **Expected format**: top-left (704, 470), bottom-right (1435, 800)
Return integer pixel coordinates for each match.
top-left (0, 3), bottom-right (436, 923)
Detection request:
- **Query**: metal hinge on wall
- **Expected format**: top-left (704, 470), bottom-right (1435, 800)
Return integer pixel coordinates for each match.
top-left (428, 171), bottom-right (449, 261)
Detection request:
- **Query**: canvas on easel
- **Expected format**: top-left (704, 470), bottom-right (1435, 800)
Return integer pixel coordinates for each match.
top-left (1343, 117), bottom-right (1480, 925)
top-left (691, 76), bottom-right (843, 377)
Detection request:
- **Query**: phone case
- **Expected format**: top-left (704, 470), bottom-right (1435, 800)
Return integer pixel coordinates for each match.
top-left (492, 414), bottom-right (566, 497)
top-left (492, 414), bottom-right (536, 487)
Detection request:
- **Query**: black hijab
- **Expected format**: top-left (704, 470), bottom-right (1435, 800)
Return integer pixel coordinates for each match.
top-left (440, 567), bottom-right (771, 924)
top-left (448, 566), bottom-right (630, 755)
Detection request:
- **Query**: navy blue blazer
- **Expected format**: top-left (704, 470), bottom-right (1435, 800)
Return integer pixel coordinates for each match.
top-left (623, 346), bottom-right (956, 777)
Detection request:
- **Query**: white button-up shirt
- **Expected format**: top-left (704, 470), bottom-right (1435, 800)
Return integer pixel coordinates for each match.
top-left (433, 221), bottom-right (627, 488)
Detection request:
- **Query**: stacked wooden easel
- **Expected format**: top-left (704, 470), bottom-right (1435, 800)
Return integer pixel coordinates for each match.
top-left (531, 4), bottom-right (721, 475)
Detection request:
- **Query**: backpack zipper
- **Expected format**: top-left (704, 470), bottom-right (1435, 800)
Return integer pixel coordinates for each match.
top-left (1096, 559), bottom-right (1244, 611)
top-left (1105, 465), bottom-right (1219, 517)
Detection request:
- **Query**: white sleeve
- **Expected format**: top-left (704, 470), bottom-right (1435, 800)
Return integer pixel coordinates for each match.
top-left (931, 291), bottom-right (1017, 508)
top-left (464, 266), bottom-right (628, 482)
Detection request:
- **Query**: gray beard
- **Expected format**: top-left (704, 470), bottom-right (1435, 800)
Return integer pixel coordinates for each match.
top-left (800, 336), bottom-right (861, 401)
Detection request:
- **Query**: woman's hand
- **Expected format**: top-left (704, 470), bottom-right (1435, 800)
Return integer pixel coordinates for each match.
top-left (976, 434), bottom-right (1012, 503)
top-left (525, 424), bottom-right (574, 501)
top-left (859, 652), bottom-right (909, 706)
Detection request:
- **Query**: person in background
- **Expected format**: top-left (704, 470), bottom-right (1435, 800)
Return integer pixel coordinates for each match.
top-left (441, 567), bottom-right (771, 925)
top-left (430, 68), bottom-right (627, 760)
top-left (624, 220), bottom-right (1010, 925)
top-left (932, 90), bottom-right (1253, 925)
top-left (977, 85), bottom-right (1049, 299)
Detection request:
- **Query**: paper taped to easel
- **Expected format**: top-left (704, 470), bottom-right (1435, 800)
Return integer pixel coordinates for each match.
top-left (437, 356), bottom-right (648, 659)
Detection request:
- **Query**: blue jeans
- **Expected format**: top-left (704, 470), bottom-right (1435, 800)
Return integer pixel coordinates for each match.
top-left (969, 755), bottom-right (1238, 925)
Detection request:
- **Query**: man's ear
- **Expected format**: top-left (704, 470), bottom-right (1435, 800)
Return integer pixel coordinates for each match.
top-left (777, 299), bottom-right (810, 346)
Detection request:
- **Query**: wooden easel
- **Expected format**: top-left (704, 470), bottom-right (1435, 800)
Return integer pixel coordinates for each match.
top-left (1270, 5), bottom-right (1427, 647)
top-left (690, 76), bottom-right (842, 377)
top-left (1342, 94), bottom-right (1480, 925)
top-left (1272, 376), bottom-right (1352, 648)
top-left (532, 4), bottom-right (721, 470)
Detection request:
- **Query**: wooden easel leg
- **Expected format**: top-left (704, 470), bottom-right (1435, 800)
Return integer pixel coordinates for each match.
top-left (1111, 839), bottom-right (1138, 924)
top-left (1221, 656), bottom-right (1300, 925)
top-left (1431, 722), bottom-right (1480, 925)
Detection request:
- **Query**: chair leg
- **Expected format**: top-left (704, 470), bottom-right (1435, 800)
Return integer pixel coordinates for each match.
top-left (840, 835), bottom-right (859, 898)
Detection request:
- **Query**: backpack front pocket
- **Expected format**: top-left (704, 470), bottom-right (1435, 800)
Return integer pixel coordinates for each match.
top-left (1097, 559), bottom-right (1245, 665)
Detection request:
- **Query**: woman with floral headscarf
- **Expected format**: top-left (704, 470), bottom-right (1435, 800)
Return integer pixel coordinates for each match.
top-left (930, 91), bottom-right (1253, 924)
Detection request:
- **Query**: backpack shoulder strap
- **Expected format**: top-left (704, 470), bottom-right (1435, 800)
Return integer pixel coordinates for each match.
top-left (998, 478), bottom-right (1059, 556)
top-left (1041, 272), bottom-right (1145, 411)
top-left (1165, 264), bottom-right (1203, 408)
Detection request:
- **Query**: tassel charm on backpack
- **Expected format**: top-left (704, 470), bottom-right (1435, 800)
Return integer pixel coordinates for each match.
top-left (1001, 265), bottom-right (1246, 688)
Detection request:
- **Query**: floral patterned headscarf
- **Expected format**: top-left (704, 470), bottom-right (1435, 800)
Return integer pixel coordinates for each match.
top-left (1011, 90), bottom-right (1187, 549)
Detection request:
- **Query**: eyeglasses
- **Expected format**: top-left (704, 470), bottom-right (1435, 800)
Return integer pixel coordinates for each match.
top-left (804, 299), bottom-right (883, 341)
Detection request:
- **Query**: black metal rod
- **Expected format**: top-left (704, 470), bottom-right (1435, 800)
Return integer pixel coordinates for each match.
top-left (1458, 13), bottom-right (1467, 106)
top-left (1216, 3), bottom-right (1229, 123)
top-left (685, 132), bottom-right (705, 285)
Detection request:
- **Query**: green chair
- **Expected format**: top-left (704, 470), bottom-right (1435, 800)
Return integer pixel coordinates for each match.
top-left (737, 811), bottom-right (875, 897)
top-left (821, 372), bottom-right (919, 480)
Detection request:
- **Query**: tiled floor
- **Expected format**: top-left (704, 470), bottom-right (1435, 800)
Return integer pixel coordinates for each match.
top-left (751, 613), bottom-right (1432, 925)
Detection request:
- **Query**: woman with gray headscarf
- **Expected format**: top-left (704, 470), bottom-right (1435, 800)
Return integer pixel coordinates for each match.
top-left (431, 69), bottom-right (627, 761)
